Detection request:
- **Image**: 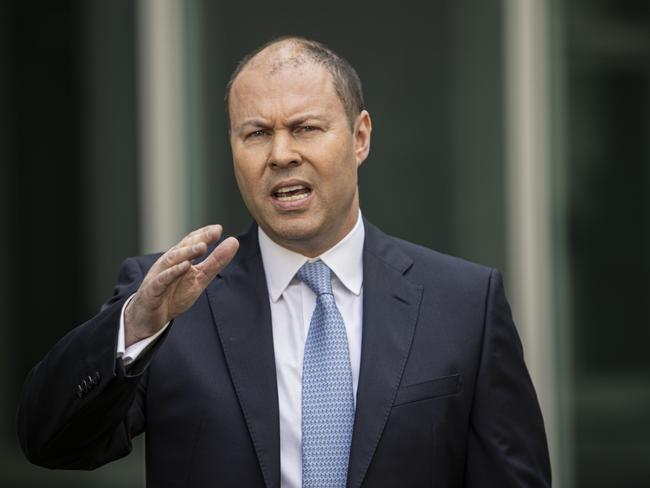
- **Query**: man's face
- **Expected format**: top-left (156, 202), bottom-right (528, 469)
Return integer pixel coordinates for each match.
top-left (228, 51), bottom-right (371, 257)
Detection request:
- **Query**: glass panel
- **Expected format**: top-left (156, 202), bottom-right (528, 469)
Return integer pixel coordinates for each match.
top-left (562, 0), bottom-right (650, 485)
top-left (3, 1), bottom-right (143, 486)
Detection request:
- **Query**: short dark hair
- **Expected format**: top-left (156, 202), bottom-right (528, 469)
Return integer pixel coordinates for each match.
top-left (224, 36), bottom-right (365, 129)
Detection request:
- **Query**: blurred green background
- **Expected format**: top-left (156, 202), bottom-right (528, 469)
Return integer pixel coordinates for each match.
top-left (2, 0), bottom-right (648, 486)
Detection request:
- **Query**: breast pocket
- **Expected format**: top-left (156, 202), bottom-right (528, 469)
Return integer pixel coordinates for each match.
top-left (393, 373), bottom-right (461, 407)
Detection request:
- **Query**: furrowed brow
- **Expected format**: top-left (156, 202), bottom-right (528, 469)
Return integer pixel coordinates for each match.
top-left (236, 119), bottom-right (271, 133)
top-left (286, 114), bottom-right (326, 126)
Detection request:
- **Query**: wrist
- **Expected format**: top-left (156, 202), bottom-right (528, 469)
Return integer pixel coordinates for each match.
top-left (124, 295), bottom-right (160, 347)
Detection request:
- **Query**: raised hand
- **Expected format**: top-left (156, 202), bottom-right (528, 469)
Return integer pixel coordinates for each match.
top-left (124, 225), bottom-right (239, 347)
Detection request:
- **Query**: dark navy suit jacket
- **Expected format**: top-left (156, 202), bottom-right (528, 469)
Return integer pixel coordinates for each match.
top-left (18, 220), bottom-right (551, 487)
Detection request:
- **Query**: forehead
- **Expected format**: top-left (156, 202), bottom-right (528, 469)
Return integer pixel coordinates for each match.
top-left (229, 48), bottom-right (344, 122)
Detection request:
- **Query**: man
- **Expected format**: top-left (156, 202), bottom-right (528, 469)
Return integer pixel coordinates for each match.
top-left (18, 37), bottom-right (551, 487)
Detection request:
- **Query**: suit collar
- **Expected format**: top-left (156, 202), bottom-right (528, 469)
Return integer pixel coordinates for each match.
top-left (361, 217), bottom-right (415, 275)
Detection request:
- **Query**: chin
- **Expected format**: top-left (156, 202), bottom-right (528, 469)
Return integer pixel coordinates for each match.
top-left (261, 214), bottom-right (323, 245)
top-left (271, 221), bottom-right (319, 242)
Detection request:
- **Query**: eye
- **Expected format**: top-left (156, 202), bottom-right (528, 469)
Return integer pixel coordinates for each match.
top-left (297, 125), bottom-right (319, 134)
top-left (246, 129), bottom-right (269, 140)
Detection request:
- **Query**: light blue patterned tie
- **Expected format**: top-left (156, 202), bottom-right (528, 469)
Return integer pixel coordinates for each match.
top-left (298, 260), bottom-right (355, 488)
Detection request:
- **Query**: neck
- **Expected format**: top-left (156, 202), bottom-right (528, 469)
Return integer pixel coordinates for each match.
top-left (266, 208), bottom-right (360, 258)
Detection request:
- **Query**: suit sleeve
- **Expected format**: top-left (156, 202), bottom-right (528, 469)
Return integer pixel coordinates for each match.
top-left (17, 256), bottom-right (164, 470)
top-left (464, 269), bottom-right (552, 487)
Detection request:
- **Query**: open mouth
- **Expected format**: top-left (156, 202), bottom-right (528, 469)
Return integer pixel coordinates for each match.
top-left (272, 184), bottom-right (312, 202)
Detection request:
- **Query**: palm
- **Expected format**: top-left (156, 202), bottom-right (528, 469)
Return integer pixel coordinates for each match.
top-left (165, 265), bottom-right (211, 318)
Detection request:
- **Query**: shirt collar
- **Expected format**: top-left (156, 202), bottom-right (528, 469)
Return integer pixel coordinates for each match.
top-left (258, 210), bottom-right (365, 302)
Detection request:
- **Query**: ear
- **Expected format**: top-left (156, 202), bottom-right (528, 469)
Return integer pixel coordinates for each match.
top-left (353, 110), bottom-right (372, 167)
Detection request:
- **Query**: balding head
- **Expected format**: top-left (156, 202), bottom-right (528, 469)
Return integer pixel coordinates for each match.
top-left (225, 37), bottom-right (364, 130)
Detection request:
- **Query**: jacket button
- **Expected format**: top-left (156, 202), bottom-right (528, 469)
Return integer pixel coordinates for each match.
top-left (77, 385), bottom-right (84, 398)
top-left (81, 379), bottom-right (89, 393)
top-left (94, 371), bottom-right (101, 384)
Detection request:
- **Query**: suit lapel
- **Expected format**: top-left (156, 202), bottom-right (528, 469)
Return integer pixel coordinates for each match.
top-left (346, 221), bottom-right (423, 488)
top-left (206, 225), bottom-right (280, 488)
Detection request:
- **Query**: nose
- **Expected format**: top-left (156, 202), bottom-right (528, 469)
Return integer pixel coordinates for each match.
top-left (268, 130), bottom-right (301, 169)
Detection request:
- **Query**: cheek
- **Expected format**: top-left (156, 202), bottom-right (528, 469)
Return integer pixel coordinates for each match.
top-left (233, 169), bottom-right (260, 212)
top-left (233, 154), bottom-right (262, 193)
top-left (232, 164), bottom-right (247, 193)
top-left (335, 152), bottom-right (359, 186)
top-left (317, 141), bottom-right (357, 179)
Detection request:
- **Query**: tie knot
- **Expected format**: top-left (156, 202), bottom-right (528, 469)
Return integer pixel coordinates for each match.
top-left (296, 260), bottom-right (332, 296)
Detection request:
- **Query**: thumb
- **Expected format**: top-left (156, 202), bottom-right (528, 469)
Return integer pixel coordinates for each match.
top-left (196, 237), bottom-right (239, 283)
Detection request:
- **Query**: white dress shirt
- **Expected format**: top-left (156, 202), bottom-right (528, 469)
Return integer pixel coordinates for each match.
top-left (258, 214), bottom-right (364, 488)
top-left (117, 212), bottom-right (365, 488)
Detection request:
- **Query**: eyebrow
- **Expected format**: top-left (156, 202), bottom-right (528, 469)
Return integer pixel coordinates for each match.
top-left (286, 114), bottom-right (327, 126)
top-left (235, 119), bottom-right (271, 133)
top-left (236, 113), bottom-right (328, 133)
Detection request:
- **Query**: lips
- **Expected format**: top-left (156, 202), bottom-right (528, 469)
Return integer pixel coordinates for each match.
top-left (270, 181), bottom-right (312, 202)
top-left (269, 180), bottom-right (314, 210)
top-left (273, 185), bottom-right (311, 201)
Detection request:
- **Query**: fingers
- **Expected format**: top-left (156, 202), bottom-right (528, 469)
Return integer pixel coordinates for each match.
top-left (196, 237), bottom-right (239, 283)
top-left (154, 241), bottom-right (208, 275)
top-left (154, 223), bottom-right (224, 273)
top-left (177, 224), bottom-right (223, 248)
top-left (145, 225), bottom-right (236, 300)
top-left (149, 260), bottom-right (191, 297)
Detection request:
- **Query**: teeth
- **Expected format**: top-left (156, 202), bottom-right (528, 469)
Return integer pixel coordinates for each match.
top-left (275, 185), bottom-right (305, 194)
top-left (276, 192), bottom-right (310, 201)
